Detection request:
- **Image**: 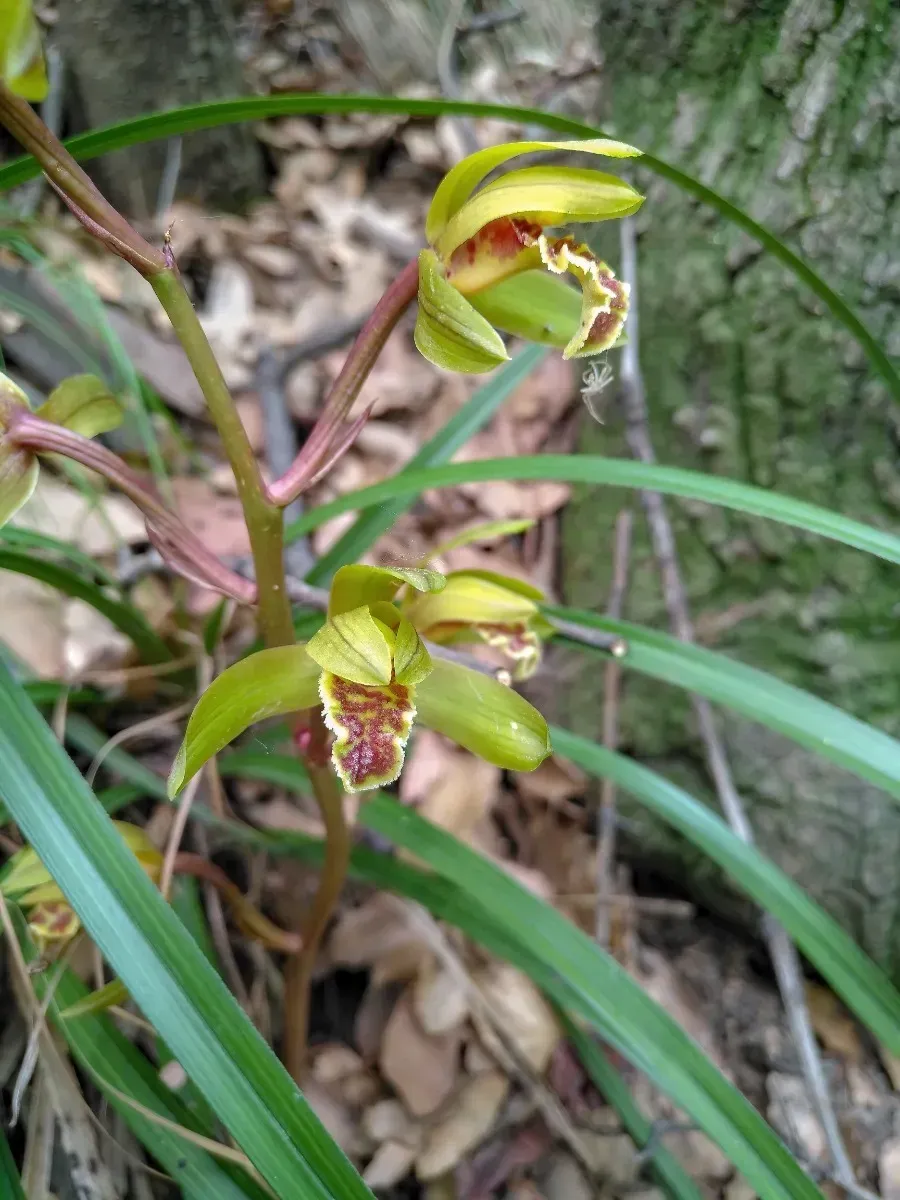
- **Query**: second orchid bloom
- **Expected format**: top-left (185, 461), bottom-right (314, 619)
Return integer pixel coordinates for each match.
top-left (170, 563), bottom-right (551, 795)
top-left (414, 138), bottom-right (644, 373)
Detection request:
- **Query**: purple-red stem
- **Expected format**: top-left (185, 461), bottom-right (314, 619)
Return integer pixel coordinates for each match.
top-left (267, 259), bottom-right (419, 507)
top-left (8, 412), bottom-right (255, 603)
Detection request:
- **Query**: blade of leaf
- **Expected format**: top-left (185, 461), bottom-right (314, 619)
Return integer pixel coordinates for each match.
top-left (0, 95), bottom-right (891, 403)
top-left (286, 455), bottom-right (900, 566)
top-left (305, 344), bottom-right (547, 583)
top-left (12, 914), bottom-right (269, 1200)
top-left (558, 1009), bottom-right (704, 1200)
top-left (0, 661), bottom-right (373, 1199)
top-left (548, 727), bottom-right (900, 1053)
top-left (196, 773), bottom-right (823, 1200)
top-left (0, 548), bottom-right (171, 663)
top-left (0, 1126), bottom-right (26, 1200)
top-left (546, 605), bottom-right (900, 805)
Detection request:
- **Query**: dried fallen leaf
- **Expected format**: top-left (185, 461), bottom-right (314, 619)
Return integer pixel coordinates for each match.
top-left (805, 983), bottom-right (864, 1064)
top-left (401, 731), bottom-right (500, 846)
top-left (474, 963), bottom-right (560, 1073)
top-left (364, 1140), bottom-right (417, 1190)
top-left (17, 476), bottom-right (144, 552)
top-left (380, 990), bottom-right (462, 1118)
top-left (329, 894), bottom-right (431, 979)
top-left (415, 1071), bottom-right (509, 1180)
top-left (362, 1098), bottom-right (420, 1147)
top-left (170, 477), bottom-right (251, 559)
top-left (413, 960), bottom-right (470, 1037)
top-left (0, 572), bottom-right (65, 675)
top-left (880, 1138), bottom-right (900, 1200)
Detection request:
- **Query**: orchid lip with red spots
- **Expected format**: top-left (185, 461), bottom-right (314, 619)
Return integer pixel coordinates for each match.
top-left (413, 138), bottom-right (644, 373)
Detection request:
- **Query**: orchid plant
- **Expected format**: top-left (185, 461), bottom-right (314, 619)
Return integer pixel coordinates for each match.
top-left (0, 34), bottom-right (642, 1077)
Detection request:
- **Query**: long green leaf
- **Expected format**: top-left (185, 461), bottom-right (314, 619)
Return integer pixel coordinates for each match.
top-left (0, 661), bottom-right (372, 1200)
top-left (0, 524), bottom-right (120, 588)
top-left (286, 456), bottom-right (900, 565)
top-left (201, 771), bottom-right (822, 1200)
top-left (549, 728), bottom-right (900, 1053)
top-left (546, 605), bottom-right (900, 805)
top-left (17, 920), bottom-right (266, 1200)
top-left (0, 96), bottom-right (892, 402)
top-left (307, 344), bottom-right (547, 582)
top-left (0, 548), bottom-right (171, 663)
top-left (558, 1011), bottom-right (704, 1200)
top-left (0, 1128), bottom-right (25, 1200)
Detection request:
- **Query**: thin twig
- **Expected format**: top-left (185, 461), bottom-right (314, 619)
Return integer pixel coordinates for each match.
top-left (617, 217), bottom-right (858, 1191)
top-left (436, 0), bottom-right (480, 157)
top-left (596, 509), bottom-right (633, 946)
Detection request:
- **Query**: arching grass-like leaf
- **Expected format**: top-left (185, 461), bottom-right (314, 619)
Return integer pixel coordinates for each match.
top-left (0, 660), bottom-right (373, 1199)
top-left (0, 95), bottom-right (892, 402)
top-left (286, 456), bottom-right (900, 565)
top-left (546, 605), bottom-right (900, 805)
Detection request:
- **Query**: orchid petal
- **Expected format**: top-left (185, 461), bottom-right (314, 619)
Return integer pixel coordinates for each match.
top-left (329, 562), bottom-right (445, 618)
top-left (414, 249), bottom-right (509, 374)
top-left (307, 606), bottom-right (394, 686)
top-left (425, 137), bottom-right (641, 244)
top-left (435, 166), bottom-right (643, 262)
top-left (320, 671), bottom-right (416, 792)
top-left (416, 659), bottom-right (550, 771)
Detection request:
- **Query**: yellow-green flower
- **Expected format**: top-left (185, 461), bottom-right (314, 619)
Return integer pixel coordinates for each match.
top-left (169, 564), bottom-right (552, 796)
top-left (414, 139), bottom-right (644, 373)
top-left (0, 0), bottom-right (48, 100)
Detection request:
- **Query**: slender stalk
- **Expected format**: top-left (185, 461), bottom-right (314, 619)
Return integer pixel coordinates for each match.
top-left (0, 80), bottom-right (164, 275)
top-left (267, 259), bottom-right (420, 507)
top-left (149, 267), bottom-right (350, 1078)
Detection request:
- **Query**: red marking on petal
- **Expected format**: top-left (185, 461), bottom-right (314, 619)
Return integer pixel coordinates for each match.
top-left (321, 673), bottom-right (415, 792)
top-left (28, 901), bottom-right (79, 942)
top-left (447, 218), bottom-right (544, 292)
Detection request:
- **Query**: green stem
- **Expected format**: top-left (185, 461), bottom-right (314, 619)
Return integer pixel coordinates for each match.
top-left (149, 267), bottom-right (348, 1078)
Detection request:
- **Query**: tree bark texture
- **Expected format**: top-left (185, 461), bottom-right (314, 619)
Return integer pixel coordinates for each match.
top-left (56, 0), bottom-right (264, 218)
top-left (554, 0), bottom-right (900, 974)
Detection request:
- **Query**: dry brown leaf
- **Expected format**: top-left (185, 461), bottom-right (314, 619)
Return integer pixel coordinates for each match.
top-left (170, 478), bottom-right (251, 559)
top-left (17, 476), bottom-right (144, 552)
top-left (413, 960), bottom-right (470, 1037)
top-left (380, 990), bottom-right (463, 1118)
top-left (199, 260), bottom-right (256, 389)
top-left (241, 242), bottom-right (302, 278)
top-left (880, 1138), bottom-right (900, 1200)
top-left (355, 982), bottom-right (401, 1062)
top-left (513, 758), bottom-right (588, 808)
top-left (301, 1078), bottom-right (371, 1161)
top-left (64, 599), bottom-right (131, 676)
top-left (767, 1072), bottom-right (828, 1168)
top-left (312, 1044), bottom-right (367, 1086)
top-left (329, 893), bottom-right (431, 979)
top-left (474, 963), bottom-right (560, 1074)
top-left (362, 1098), bottom-right (420, 1147)
top-left (541, 1152), bottom-right (593, 1200)
top-left (415, 1071), bottom-right (509, 1180)
top-left (0, 573), bottom-right (65, 675)
top-left (400, 731), bottom-right (500, 845)
top-left (805, 983), bottom-right (864, 1064)
top-left (364, 1140), bottom-right (417, 1190)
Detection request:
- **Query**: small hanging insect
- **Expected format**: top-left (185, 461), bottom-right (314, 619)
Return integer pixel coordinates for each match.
top-left (580, 358), bottom-right (614, 422)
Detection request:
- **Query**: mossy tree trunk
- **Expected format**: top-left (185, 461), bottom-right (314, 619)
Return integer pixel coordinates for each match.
top-left (556, 1), bottom-right (900, 973)
top-left (56, 0), bottom-right (264, 218)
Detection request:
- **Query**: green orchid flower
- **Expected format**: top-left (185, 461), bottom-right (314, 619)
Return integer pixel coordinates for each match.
top-left (169, 564), bottom-right (551, 796)
top-left (414, 138), bottom-right (644, 373)
top-left (0, 0), bottom-right (48, 101)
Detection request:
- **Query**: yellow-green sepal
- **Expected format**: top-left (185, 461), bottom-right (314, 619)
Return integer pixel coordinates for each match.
top-left (36, 374), bottom-right (125, 439)
top-left (467, 270), bottom-right (582, 349)
top-left (414, 249), bottom-right (510, 375)
top-left (416, 659), bottom-right (550, 771)
top-left (168, 645), bottom-right (321, 796)
top-left (0, 371), bottom-right (38, 529)
top-left (406, 571), bottom-right (538, 632)
top-left (421, 518), bottom-right (536, 564)
top-left (328, 562), bottom-right (445, 618)
top-left (0, 0), bottom-right (48, 100)
top-left (60, 978), bottom-right (131, 1020)
top-left (425, 137), bottom-right (641, 245)
top-left (393, 618), bottom-right (433, 686)
top-left (435, 166), bottom-right (644, 261)
top-left (307, 605), bottom-right (394, 686)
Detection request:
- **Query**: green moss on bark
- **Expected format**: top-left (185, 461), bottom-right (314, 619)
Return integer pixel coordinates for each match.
top-left (557, 0), bottom-right (900, 974)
